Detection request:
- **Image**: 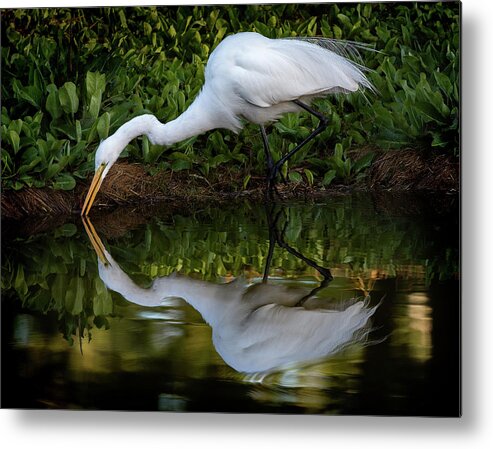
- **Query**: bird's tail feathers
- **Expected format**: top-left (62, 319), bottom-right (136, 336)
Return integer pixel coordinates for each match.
top-left (290, 36), bottom-right (379, 94)
top-left (292, 37), bottom-right (380, 67)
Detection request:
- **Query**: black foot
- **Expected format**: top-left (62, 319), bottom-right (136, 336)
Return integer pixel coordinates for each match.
top-left (267, 162), bottom-right (289, 190)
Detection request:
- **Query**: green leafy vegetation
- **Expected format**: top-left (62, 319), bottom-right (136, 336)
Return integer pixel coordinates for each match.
top-left (2, 196), bottom-right (458, 344)
top-left (1, 3), bottom-right (459, 192)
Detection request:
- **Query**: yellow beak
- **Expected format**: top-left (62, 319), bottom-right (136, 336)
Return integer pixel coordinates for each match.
top-left (81, 163), bottom-right (106, 216)
top-left (82, 216), bottom-right (111, 266)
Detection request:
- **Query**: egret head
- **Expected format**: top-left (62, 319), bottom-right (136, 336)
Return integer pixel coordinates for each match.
top-left (81, 136), bottom-right (122, 216)
top-left (80, 114), bottom-right (166, 215)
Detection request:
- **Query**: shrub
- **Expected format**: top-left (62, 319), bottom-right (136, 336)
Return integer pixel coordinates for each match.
top-left (1, 3), bottom-right (460, 191)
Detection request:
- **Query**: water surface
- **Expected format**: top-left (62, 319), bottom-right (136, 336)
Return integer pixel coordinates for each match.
top-left (1, 192), bottom-right (460, 415)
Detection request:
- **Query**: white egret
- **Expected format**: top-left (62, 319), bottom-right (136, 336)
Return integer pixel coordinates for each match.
top-left (81, 32), bottom-right (373, 215)
top-left (82, 217), bottom-right (379, 374)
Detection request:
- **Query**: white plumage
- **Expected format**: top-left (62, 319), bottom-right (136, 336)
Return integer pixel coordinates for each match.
top-left (89, 234), bottom-right (378, 375)
top-left (82, 32), bottom-right (372, 215)
top-left (202, 32), bottom-right (372, 128)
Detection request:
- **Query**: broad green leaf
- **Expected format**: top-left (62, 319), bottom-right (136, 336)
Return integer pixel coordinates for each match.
top-left (53, 173), bottom-right (76, 190)
top-left (334, 143), bottom-right (344, 160)
top-left (331, 155), bottom-right (345, 174)
top-left (171, 159), bottom-right (191, 171)
top-left (344, 158), bottom-right (352, 177)
top-left (86, 71), bottom-right (106, 99)
top-left (274, 122), bottom-right (298, 136)
top-left (363, 3), bottom-right (372, 17)
top-left (59, 82), bottom-right (79, 115)
top-left (415, 101), bottom-right (446, 123)
top-left (86, 71), bottom-right (106, 119)
top-left (337, 13), bottom-right (352, 31)
top-left (142, 136), bottom-right (150, 161)
top-left (210, 154), bottom-right (229, 168)
top-left (303, 168), bottom-right (314, 186)
top-left (322, 169), bottom-right (337, 186)
top-left (13, 81), bottom-right (42, 108)
top-left (8, 130), bottom-right (20, 153)
top-left (177, 91), bottom-right (186, 112)
top-left (118, 9), bottom-right (128, 28)
top-left (46, 162), bottom-right (62, 179)
top-left (353, 152), bottom-right (375, 174)
top-left (348, 129), bottom-right (365, 145)
top-left (97, 112), bottom-right (111, 139)
top-left (8, 119), bottom-right (23, 135)
top-left (143, 22), bottom-right (152, 36)
top-left (332, 24), bottom-right (342, 39)
top-left (1, 148), bottom-right (13, 174)
top-left (89, 94), bottom-right (102, 120)
top-left (289, 171), bottom-right (302, 183)
top-left (434, 71), bottom-right (453, 96)
top-left (46, 85), bottom-right (62, 119)
top-left (17, 156), bottom-right (42, 174)
top-left (51, 123), bottom-right (76, 140)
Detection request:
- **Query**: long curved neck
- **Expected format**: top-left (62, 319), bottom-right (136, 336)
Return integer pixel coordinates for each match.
top-left (158, 99), bottom-right (216, 145)
top-left (98, 256), bottom-right (242, 326)
top-left (113, 94), bottom-right (216, 148)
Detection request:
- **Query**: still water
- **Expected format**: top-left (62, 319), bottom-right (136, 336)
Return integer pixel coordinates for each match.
top-left (1, 192), bottom-right (460, 415)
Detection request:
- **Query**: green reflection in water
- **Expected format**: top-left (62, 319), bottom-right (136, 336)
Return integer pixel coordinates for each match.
top-left (1, 193), bottom-right (459, 414)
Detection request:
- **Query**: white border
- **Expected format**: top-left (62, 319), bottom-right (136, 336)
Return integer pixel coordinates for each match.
top-left (2, 0), bottom-right (492, 448)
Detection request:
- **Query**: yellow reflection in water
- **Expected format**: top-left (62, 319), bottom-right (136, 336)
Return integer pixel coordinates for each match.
top-left (392, 292), bottom-right (432, 362)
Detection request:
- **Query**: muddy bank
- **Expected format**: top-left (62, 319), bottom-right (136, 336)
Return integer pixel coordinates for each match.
top-left (2, 148), bottom-right (459, 220)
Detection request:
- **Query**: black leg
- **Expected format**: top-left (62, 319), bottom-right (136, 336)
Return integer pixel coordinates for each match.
top-left (260, 125), bottom-right (273, 173)
top-left (275, 220), bottom-right (333, 282)
top-left (271, 100), bottom-right (329, 180)
top-left (261, 201), bottom-right (334, 306)
top-left (293, 99), bottom-right (329, 124)
top-left (273, 215), bottom-right (333, 307)
top-left (260, 125), bottom-right (287, 190)
top-left (262, 204), bottom-right (282, 283)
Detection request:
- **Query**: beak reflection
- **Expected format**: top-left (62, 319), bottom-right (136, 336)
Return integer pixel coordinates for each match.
top-left (81, 164), bottom-right (106, 216)
top-left (82, 216), bottom-right (111, 267)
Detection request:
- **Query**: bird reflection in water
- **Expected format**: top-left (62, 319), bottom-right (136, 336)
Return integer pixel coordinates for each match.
top-left (82, 208), bottom-right (379, 375)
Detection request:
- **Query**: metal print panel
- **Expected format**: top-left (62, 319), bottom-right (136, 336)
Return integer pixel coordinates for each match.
top-left (1, 2), bottom-right (460, 415)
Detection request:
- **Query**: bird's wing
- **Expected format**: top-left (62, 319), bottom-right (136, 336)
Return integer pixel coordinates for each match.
top-left (231, 38), bottom-right (371, 108)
